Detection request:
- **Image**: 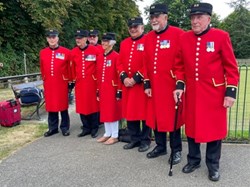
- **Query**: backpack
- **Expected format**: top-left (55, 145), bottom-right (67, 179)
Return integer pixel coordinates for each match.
top-left (19, 87), bottom-right (43, 104)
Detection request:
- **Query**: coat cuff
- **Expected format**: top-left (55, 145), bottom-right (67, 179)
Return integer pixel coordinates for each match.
top-left (116, 90), bottom-right (122, 99)
top-left (143, 79), bottom-right (151, 90)
top-left (133, 71), bottom-right (143, 84)
top-left (225, 86), bottom-right (237, 99)
top-left (176, 80), bottom-right (185, 90)
top-left (120, 71), bottom-right (128, 83)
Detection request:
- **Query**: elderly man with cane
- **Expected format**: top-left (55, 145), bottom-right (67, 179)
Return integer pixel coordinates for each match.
top-left (143, 3), bottom-right (184, 164)
top-left (174, 2), bottom-right (239, 181)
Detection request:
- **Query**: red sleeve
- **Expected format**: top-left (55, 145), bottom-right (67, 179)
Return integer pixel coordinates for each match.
top-left (96, 50), bottom-right (103, 91)
top-left (221, 32), bottom-right (239, 87)
top-left (39, 50), bottom-right (45, 80)
top-left (70, 49), bottom-right (76, 82)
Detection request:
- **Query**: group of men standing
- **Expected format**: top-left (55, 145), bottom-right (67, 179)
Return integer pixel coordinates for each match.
top-left (39, 2), bottom-right (239, 182)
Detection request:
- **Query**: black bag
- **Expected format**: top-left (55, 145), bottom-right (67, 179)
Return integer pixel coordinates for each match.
top-left (118, 128), bottom-right (131, 143)
top-left (19, 87), bottom-right (43, 104)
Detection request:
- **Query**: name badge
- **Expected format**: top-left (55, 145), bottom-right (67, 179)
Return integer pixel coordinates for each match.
top-left (106, 60), bottom-right (112, 67)
top-left (137, 43), bottom-right (144, 51)
top-left (206, 42), bottom-right (215, 52)
top-left (55, 53), bottom-right (65, 60)
top-left (85, 54), bottom-right (96, 61)
top-left (160, 40), bottom-right (170, 49)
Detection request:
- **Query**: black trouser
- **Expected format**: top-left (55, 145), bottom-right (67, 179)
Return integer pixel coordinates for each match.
top-left (187, 137), bottom-right (222, 172)
top-left (80, 112), bottom-right (99, 135)
top-left (154, 129), bottom-right (182, 153)
top-left (127, 120), bottom-right (151, 146)
top-left (48, 110), bottom-right (69, 132)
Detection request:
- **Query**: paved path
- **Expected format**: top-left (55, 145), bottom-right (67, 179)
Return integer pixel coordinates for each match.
top-left (0, 110), bottom-right (250, 187)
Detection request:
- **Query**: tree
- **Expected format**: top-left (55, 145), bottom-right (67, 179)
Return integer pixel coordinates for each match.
top-left (220, 1), bottom-right (250, 58)
top-left (62, 0), bottom-right (139, 49)
top-left (0, 0), bottom-right (141, 75)
top-left (19, 0), bottom-right (74, 31)
top-left (143, 0), bottom-right (200, 31)
top-left (0, 0), bottom-right (44, 74)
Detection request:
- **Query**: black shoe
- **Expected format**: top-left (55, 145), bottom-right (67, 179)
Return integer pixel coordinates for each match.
top-left (62, 130), bottom-right (70, 136)
top-left (208, 171), bottom-right (220, 182)
top-left (182, 163), bottom-right (201, 173)
top-left (138, 144), bottom-right (150, 152)
top-left (44, 129), bottom-right (59, 137)
top-left (123, 142), bottom-right (140, 150)
top-left (91, 132), bottom-right (98, 138)
top-left (168, 151), bottom-right (182, 165)
top-left (77, 131), bottom-right (91, 137)
top-left (146, 146), bottom-right (167, 159)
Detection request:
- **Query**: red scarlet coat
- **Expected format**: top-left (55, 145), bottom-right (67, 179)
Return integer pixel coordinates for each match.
top-left (97, 50), bottom-right (122, 122)
top-left (174, 28), bottom-right (239, 143)
top-left (40, 46), bottom-right (71, 112)
top-left (144, 26), bottom-right (185, 132)
top-left (94, 44), bottom-right (104, 53)
top-left (118, 35), bottom-right (147, 120)
top-left (71, 45), bottom-right (100, 115)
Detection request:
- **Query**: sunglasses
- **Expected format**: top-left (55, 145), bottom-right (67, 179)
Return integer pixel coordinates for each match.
top-left (89, 35), bottom-right (97, 38)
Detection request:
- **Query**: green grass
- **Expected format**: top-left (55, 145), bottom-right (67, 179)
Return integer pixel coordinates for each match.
top-left (0, 88), bottom-right (47, 161)
top-left (227, 66), bottom-right (250, 141)
top-left (0, 122), bottom-right (47, 161)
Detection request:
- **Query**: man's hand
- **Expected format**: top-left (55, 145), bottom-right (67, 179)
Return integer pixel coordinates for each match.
top-left (145, 88), bottom-right (152, 97)
top-left (124, 78), bottom-right (135, 87)
top-left (173, 89), bottom-right (183, 103)
top-left (223, 96), bottom-right (235, 108)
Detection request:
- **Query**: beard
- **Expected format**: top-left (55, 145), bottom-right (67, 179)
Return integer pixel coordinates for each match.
top-left (152, 24), bottom-right (160, 31)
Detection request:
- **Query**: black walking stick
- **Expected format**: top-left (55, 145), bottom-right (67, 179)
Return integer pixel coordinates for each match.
top-left (168, 92), bottom-right (181, 176)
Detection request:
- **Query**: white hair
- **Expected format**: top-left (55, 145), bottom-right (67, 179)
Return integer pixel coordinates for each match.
top-left (109, 40), bottom-right (116, 45)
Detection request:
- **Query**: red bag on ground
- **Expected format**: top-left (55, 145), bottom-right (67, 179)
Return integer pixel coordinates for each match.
top-left (0, 99), bottom-right (21, 127)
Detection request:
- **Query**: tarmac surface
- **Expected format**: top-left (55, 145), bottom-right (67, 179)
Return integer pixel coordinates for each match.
top-left (0, 106), bottom-right (250, 187)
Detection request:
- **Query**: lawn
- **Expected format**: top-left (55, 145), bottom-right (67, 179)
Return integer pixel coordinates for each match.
top-left (0, 88), bottom-right (47, 161)
top-left (227, 65), bottom-right (250, 141)
top-left (0, 122), bottom-right (47, 161)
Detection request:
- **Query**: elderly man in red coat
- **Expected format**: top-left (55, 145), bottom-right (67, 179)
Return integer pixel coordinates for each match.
top-left (174, 3), bottom-right (239, 181)
top-left (88, 29), bottom-right (103, 53)
top-left (40, 29), bottom-right (71, 137)
top-left (143, 3), bottom-right (184, 164)
top-left (118, 17), bottom-right (151, 152)
top-left (71, 30), bottom-right (101, 138)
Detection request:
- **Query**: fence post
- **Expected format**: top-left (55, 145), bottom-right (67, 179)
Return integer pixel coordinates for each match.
top-left (24, 77), bottom-right (29, 83)
top-left (36, 75), bottom-right (41, 81)
top-left (7, 79), bottom-right (12, 88)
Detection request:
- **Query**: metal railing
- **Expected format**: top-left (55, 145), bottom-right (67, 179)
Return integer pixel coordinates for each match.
top-left (227, 63), bottom-right (250, 143)
top-left (0, 73), bottom-right (41, 88)
top-left (0, 62), bottom-right (249, 143)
